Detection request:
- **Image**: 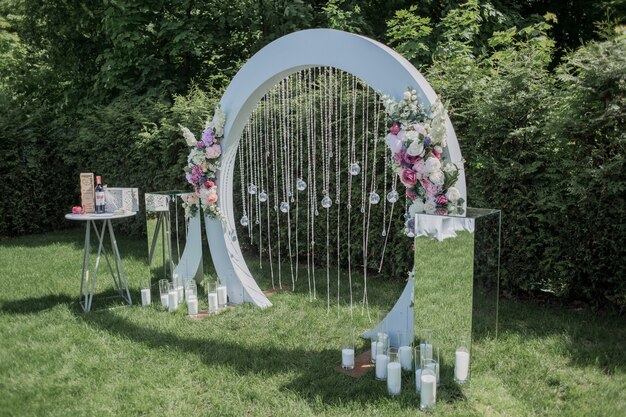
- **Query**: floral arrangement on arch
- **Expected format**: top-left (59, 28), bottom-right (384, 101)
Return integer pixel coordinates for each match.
top-left (179, 105), bottom-right (226, 220)
top-left (382, 88), bottom-right (464, 234)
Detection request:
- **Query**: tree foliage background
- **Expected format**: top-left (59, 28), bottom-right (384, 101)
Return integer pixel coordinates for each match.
top-left (1, 0), bottom-right (624, 311)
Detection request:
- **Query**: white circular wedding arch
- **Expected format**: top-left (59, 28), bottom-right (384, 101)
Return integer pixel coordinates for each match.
top-left (200, 29), bottom-right (466, 308)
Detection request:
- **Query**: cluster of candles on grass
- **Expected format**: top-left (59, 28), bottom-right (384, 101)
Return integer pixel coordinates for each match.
top-left (140, 276), bottom-right (228, 316)
top-left (341, 327), bottom-right (470, 410)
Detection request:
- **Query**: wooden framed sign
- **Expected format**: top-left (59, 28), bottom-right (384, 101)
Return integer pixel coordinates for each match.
top-left (80, 173), bottom-right (95, 214)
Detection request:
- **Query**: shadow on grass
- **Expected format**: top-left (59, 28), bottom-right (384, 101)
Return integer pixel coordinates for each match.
top-left (74, 306), bottom-right (466, 409)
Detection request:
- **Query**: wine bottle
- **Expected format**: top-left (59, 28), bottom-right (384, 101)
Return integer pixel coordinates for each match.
top-left (95, 176), bottom-right (106, 214)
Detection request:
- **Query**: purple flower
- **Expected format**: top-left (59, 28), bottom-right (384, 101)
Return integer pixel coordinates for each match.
top-left (195, 141), bottom-right (205, 149)
top-left (185, 173), bottom-right (194, 184)
top-left (423, 137), bottom-right (432, 147)
top-left (201, 128), bottom-right (214, 147)
top-left (406, 218), bottom-right (415, 233)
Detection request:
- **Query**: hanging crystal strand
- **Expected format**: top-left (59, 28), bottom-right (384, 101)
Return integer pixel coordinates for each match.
top-left (346, 73), bottom-right (356, 317)
top-left (294, 72), bottom-right (300, 285)
top-left (382, 121), bottom-right (389, 236)
top-left (324, 68), bottom-right (331, 313)
top-left (271, 84), bottom-right (282, 288)
top-left (253, 107), bottom-right (263, 269)
top-left (305, 68), bottom-right (313, 301)
top-left (247, 119), bottom-right (255, 243)
top-left (309, 67), bottom-right (319, 300)
top-left (282, 76), bottom-right (295, 291)
top-left (362, 92), bottom-right (381, 318)
top-left (360, 86), bottom-right (371, 319)
top-left (378, 175), bottom-right (399, 272)
top-left (239, 123), bottom-right (249, 228)
top-left (263, 96), bottom-right (275, 286)
top-left (336, 68), bottom-right (343, 316)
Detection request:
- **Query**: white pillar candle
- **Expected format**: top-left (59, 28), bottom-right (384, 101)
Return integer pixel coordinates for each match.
top-left (415, 368), bottom-right (422, 392)
top-left (208, 292), bottom-right (218, 313)
top-left (217, 285), bottom-right (227, 306)
top-left (420, 343), bottom-right (433, 361)
top-left (387, 362), bottom-right (402, 395)
top-left (168, 290), bottom-right (178, 312)
top-left (376, 341), bottom-right (384, 357)
top-left (177, 285), bottom-right (184, 303)
top-left (399, 345), bottom-right (412, 371)
top-left (371, 340), bottom-right (377, 363)
top-left (455, 350), bottom-right (470, 383)
top-left (341, 348), bottom-right (355, 369)
top-left (160, 294), bottom-right (168, 308)
top-left (140, 288), bottom-right (151, 306)
top-left (375, 354), bottom-right (388, 380)
top-left (187, 296), bottom-right (198, 316)
top-left (420, 373), bottom-right (437, 409)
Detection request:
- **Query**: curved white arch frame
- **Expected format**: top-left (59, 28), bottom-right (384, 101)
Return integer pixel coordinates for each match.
top-left (201, 29), bottom-right (466, 311)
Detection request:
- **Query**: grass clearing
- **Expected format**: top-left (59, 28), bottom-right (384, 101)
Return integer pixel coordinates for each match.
top-left (0, 228), bottom-right (624, 416)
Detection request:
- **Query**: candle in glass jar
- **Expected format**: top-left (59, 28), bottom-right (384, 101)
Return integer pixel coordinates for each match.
top-left (341, 348), bottom-right (355, 369)
top-left (187, 296), bottom-right (198, 316)
top-left (420, 343), bottom-right (433, 361)
top-left (140, 288), bottom-right (151, 306)
top-left (160, 294), bottom-right (168, 308)
top-left (208, 292), bottom-right (218, 313)
top-left (420, 373), bottom-right (437, 409)
top-left (399, 345), bottom-right (412, 371)
top-left (455, 350), bottom-right (470, 383)
top-left (387, 362), bottom-right (402, 395)
top-left (375, 354), bottom-right (388, 380)
top-left (177, 285), bottom-right (184, 303)
top-left (217, 285), bottom-right (227, 306)
top-left (371, 339), bottom-right (378, 363)
top-left (168, 290), bottom-right (178, 312)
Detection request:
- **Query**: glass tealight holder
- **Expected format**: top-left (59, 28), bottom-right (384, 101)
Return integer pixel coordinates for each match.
top-left (414, 345), bottom-right (422, 393)
top-left (420, 359), bottom-right (437, 410)
top-left (398, 332), bottom-right (412, 371)
top-left (185, 280), bottom-right (197, 301)
top-left (140, 278), bottom-right (151, 306)
top-left (158, 279), bottom-right (169, 309)
top-left (341, 327), bottom-right (355, 370)
top-left (167, 282), bottom-right (178, 312)
top-left (386, 348), bottom-right (401, 396)
top-left (207, 282), bottom-right (218, 314)
top-left (418, 329), bottom-right (433, 364)
top-left (375, 333), bottom-right (390, 381)
top-left (217, 279), bottom-right (227, 308)
top-left (455, 336), bottom-right (470, 384)
top-left (370, 335), bottom-right (378, 364)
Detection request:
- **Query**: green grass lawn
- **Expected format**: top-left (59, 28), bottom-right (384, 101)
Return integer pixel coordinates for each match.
top-left (0, 228), bottom-right (625, 416)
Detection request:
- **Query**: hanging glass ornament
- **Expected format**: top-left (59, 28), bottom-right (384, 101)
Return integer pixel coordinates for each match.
top-left (349, 163), bottom-right (361, 176)
top-left (288, 190), bottom-right (293, 198)
top-left (369, 192), bottom-right (380, 205)
top-left (360, 206), bottom-right (366, 213)
top-left (386, 190), bottom-right (399, 203)
top-left (321, 195), bottom-right (332, 209)
top-left (279, 201), bottom-right (289, 213)
top-left (247, 184), bottom-right (257, 195)
top-left (296, 178), bottom-right (307, 191)
top-left (382, 230), bottom-right (387, 237)
top-left (258, 191), bottom-right (268, 202)
top-left (315, 209), bottom-right (319, 216)
top-left (255, 219), bottom-right (260, 225)
top-left (240, 215), bottom-right (249, 227)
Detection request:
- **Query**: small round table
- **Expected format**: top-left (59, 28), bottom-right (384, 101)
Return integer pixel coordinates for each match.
top-left (65, 212), bottom-right (136, 312)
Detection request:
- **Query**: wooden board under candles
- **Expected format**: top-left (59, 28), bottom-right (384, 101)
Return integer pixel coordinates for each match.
top-left (80, 173), bottom-right (95, 214)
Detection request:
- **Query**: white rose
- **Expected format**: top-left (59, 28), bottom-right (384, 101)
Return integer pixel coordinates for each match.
top-left (425, 157), bottom-right (441, 173)
top-left (446, 186), bottom-right (461, 202)
top-left (434, 146), bottom-right (443, 154)
top-left (403, 91), bottom-right (411, 100)
top-left (404, 130), bottom-right (420, 142)
top-left (409, 199), bottom-right (425, 216)
top-left (385, 133), bottom-right (403, 154)
top-left (424, 201), bottom-right (436, 213)
top-left (180, 126), bottom-right (197, 146)
top-left (429, 170), bottom-right (445, 186)
top-left (407, 140), bottom-right (424, 157)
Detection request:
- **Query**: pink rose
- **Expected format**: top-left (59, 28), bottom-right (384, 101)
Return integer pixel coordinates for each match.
top-left (403, 151), bottom-right (419, 166)
top-left (420, 178), bottom-right (437, 197)
top-left (431, 149), bottom-right (441, 159)
top-left (205, 144), bottom-right (221, 159)
top-left (182, 192), bottom-right (199, 205)
top-left (72, 206), bottom-right (83, 214)
top-left (389, 122), bottom-right (400, 135)
top-left (406, 190), bottom-right (417, 201)
top-left (206, 190), bottom-right (218, 204)
top-left (400, 169), bottom-right (418, 187)
top-left (205, 180), bottom-right (215, 189)
top-left (412, 158), bottom-right (425, 179)
top-left (435, 194), bottom-right (448, 206)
